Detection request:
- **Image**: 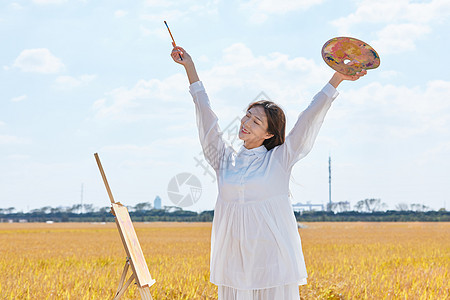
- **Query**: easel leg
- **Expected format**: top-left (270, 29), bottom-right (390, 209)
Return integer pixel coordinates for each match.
top-left (113, 273), bottom-right (135, 300)
top-left (113, 259), bottom-right (133, 300)
top-left (138, 286), bottom-right (153, 300)
top-left (115, 259), bottom-right (130, 295)
top-left (112, 258), bottom-right (154, 300)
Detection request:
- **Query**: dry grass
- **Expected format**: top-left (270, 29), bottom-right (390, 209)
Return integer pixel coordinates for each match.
top-left (0, 222), bottom-right (448, 299)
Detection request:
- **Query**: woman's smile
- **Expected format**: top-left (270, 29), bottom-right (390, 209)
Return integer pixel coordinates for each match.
top-left (241, 127), bottom-right (250, 134)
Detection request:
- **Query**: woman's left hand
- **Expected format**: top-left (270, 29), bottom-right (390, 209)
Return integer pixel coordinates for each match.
top-left (329, 66), bottom-right (367, 88)
top-left (335, 68), bottom-right (367, 82)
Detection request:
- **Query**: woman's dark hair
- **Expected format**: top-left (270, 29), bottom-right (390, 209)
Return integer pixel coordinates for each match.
top-left (246, 100), bottom-right (286, 151)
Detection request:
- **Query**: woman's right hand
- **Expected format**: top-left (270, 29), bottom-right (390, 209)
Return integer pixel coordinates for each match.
top-left (171, 45), bottom-right (193, 66)
top-left (171, 44), bottom-right (199, 84)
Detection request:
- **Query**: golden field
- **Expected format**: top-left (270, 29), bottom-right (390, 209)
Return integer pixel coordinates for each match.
top-left (0, 222), bottom-right (448, 299)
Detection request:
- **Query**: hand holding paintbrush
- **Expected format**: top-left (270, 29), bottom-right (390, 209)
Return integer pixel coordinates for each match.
top-left (165, 21), bottom-right (195, 71)
top-left (165, 21), bottom-right (198, 83)
top-left (164, 21), bottom-right (184, 61)
top-left (170, 45), bottom-right (192, 66)
top-left (170, 44), bottom-right (198, 84)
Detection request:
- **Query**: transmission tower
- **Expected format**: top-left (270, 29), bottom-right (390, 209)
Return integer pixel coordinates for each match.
top-left (328, 155), bottom-right (332, 211)
top-left (80, 183), bottom-right (84, 214)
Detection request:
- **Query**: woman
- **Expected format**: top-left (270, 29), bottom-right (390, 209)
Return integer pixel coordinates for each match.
top-left (171, 45), bottom-right (366, 300)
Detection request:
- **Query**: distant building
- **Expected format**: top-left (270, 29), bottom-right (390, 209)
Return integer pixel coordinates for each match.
top-left (292, 202), bottom-right (324, 212)
top-left (154, 196), bottom-right (162, 210)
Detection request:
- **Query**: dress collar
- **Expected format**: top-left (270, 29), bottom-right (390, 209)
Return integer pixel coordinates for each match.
top-left (237, 144), bottom-right (268, 157)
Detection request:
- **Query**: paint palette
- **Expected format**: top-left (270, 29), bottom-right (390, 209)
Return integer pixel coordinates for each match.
top-left (321, 37), bottom-right (380, 75)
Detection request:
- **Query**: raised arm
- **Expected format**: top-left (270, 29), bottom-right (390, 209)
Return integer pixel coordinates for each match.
top-left (171, 45), bottom-right (199, 84)
top-left (171, 46), bottom-right (227, 172)
top-left (274, 69), bottom-right (367, 170)
top-left (328, 68), bottom-right (367, 88)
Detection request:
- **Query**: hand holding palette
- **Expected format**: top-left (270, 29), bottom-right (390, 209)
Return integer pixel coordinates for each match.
top-left (322, 37), bottom-right (380, 75)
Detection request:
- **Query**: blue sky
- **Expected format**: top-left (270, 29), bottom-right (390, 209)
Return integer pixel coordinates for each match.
top-left (1, 0), bottom-right (449, 212)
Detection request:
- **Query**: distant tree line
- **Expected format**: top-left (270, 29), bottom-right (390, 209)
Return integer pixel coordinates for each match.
top-left (0, 200), bottom-right (448, 222)
top-left (295, 210), bottom-right (449, 222)
top-left (326, 198), bottom-right (435, 213)
top-left (0, 202), bottom-right (215, 223)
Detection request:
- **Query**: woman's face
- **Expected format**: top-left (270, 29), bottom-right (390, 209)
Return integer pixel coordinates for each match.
top-left (239, 105), bottom-right (274, 146)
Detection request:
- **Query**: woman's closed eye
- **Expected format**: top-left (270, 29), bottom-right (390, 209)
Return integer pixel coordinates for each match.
top-left (246, 113), bottom-right (260, 125)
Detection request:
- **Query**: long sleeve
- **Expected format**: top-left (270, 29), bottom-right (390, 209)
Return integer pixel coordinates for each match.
top-left (190, 81), bottom-right (227, 172)
top-left (274, 82), bottom-right (339, 170)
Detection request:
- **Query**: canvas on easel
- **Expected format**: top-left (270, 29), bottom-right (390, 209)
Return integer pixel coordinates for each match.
top-left (94, 153), bottom-right (156, 300)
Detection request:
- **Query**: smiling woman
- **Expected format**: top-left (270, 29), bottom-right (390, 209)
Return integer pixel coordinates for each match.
top-left (170, 44), bottom-right (366, 300)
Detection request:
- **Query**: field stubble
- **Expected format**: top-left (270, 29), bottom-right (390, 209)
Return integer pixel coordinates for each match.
top-left (0, 222), bottom-right (448, 299)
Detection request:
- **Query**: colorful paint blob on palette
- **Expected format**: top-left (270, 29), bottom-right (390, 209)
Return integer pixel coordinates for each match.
top-left (322, 37), bottom-right (380, 75)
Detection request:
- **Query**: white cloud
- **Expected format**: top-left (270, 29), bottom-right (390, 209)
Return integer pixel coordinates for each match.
top-left (32, 0), bottom-right (68, 4)
top-left (13, 48), bottom-right (65, 74)
top-left (10, 3), bottom-right (24, 9)
top-left (140, 26), bottom-right (167, 39)
top-left (54, 76), bottom-right (80, 88)
top-left (372, 23), bottom-right (431, 54)
top-left (200, 43), bottom-right (329, 110)
top-left (54, 74), bottom-right (97, 90)
top-left (96, 138), bottom-right (200, 171)
top-left (241, 0), bottom-right (324, 13)
top-left (10, 94), bottom-right (27, 102)
top-left (7, 154), bottom-right (30, 160)
top-left (198, 55), bottom-right (210, 63)
top-left (379, 70), bottom-right (400, 79)
top-left (332, 0), bottom-right (450, 31)
top-left (91, 41), bottom-right (450, 167)
top-left (114, 10), bottom-right (128, 18)
top-left (140, 10), bottom-right (188, 22)
top-left (80, 74), bottom-right (96, 81)
top-left (92, 43), bottom-right (330, 126)
top-left (140, 0), bottom-right (218, 23)
top-left (101, 137), bottom-right (198, 157)
top-left (239, 0), bottom-right (325, 24)
top-left (0, 135), bottom-right (31, 145)
top-left (92, 73), bottom-right (187, 121)
top-left (336, 79), bottom-right (450, 140)
top-left (144, 0), bottom-right (172, 7)
top-left (331, 0), bottom-right (450, 54)
top-left (92, 98), bottom-right (106, 111)
top-left (418, 141), bottom-right (450, 165)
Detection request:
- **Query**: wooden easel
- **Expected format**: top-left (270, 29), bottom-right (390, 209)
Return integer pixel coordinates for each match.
top-left (95, 153), bottom-right (156, 300)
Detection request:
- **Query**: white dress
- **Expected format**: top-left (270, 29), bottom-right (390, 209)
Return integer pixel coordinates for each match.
top-left (189, 81), bottom-right (338, 299)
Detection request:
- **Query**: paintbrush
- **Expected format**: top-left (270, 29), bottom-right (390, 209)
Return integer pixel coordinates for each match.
top-left (164, 21), bottom-right (182, 61)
